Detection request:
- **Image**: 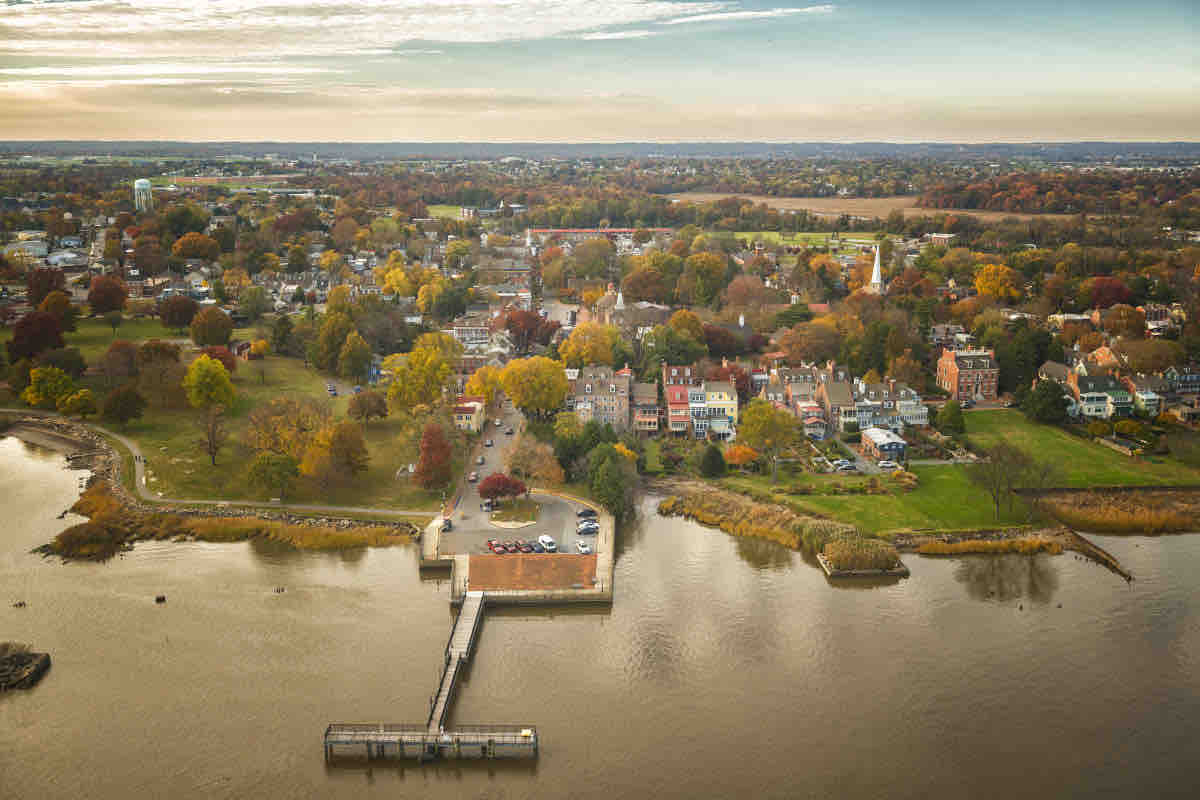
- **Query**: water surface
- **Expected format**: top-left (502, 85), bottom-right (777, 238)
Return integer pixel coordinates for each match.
top-left (1, 436), bottom-right (1197, 799)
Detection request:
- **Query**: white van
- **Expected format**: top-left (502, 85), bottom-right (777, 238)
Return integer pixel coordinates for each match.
top-left (537, 534), bottom-right (557, 553)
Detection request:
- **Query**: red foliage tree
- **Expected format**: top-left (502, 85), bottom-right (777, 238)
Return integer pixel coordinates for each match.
top-left (6, 311), bottom-right (64, 361)
top-left (1086, 276), bottom-right (1132, 310)
top-left (703, 324), bottom-right (743, 359)
top-left (26, 268), bottom-right (66, 307)
top-left (159, 294), bottom-right (200, 332)
top-left (199, 345), bottom-right (237, 374)
top-left (88, 275), bottom-right (128, 314)
top-left (477, 473), bottom-right (526, 504)
top-left (413, 423), bottom-right (452, 489)
top-left (504, 309), bottom-right (543, 351)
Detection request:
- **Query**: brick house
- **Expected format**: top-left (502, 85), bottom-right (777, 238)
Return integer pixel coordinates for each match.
top-left (936, 348), bottom-right (999, 402)
top-left (632, 381), bottom-right (660, 435)
top-left (570, 366), bottom-right (631, 431)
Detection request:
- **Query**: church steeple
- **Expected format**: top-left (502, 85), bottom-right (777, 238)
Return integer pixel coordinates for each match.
top-left (868, 246), bottom-right (884, 294)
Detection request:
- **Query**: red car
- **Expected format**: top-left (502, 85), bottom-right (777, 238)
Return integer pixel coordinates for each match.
top-left (503, 541), bottom-right (519, 553)
top-left (489, 543), bottom-right (507, 554)
top-left (515, 539), bottom-right (534, 553)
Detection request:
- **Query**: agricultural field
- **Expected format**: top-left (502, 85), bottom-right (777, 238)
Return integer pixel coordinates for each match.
top-left (670, 192), bottom-right (1072, 222)
top-left (426, 204), bottom-right (461, 219)
top-left (966, 410), bottom-right (1200, 487)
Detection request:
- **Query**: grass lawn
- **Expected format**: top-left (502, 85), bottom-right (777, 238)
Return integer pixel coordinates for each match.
top-left (722, 465), bottom-right (1032, 534)
top-left (98, 354), bottom-right (446, 511)
top-left (966, 410), bottom-right (1200, 487)
top-left (643, 439), bottom-right (664, 475)
top-left (426, 204), bottom-right (460, 219)
top-left (0, 315), bottom-right (265, 364)
top-left (734, 230), bottom-right (882, 252)
top-left (491, 497), bottom-right (539, 523)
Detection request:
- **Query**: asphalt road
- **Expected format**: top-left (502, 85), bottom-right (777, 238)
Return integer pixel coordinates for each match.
top-left (439, 398), bottom-right (596, 556)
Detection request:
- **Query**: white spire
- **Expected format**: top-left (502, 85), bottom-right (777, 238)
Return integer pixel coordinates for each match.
top-left (614, 289), bottom-right (625, 311)
top-left (868, 246), bottom-right (883, 293)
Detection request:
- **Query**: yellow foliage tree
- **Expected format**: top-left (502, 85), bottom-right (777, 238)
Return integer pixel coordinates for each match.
top-left (385, 344), bottom-right (452, 415)
top-left (613, 443), bottom-right (637, 462)
top-left (668, 309), bottom-right (704, 342)
top-left (973, 263), bottom-right (1022, 301)
top-left (559, 322), bottom-right (618, 367)
top-left (500, 356), bottom-right (568, 420)
top-left (464, 364), bottom-right (503, 405)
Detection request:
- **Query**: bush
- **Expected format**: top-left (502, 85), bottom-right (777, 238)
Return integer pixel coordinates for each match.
top-left (1086, 420), bottom-right (1113, 438)
top-left (699, 443), bottom-right (726, 477)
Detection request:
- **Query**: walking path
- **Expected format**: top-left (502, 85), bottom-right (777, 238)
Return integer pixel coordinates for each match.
top-left (1, 409), bottom-right (437, 519)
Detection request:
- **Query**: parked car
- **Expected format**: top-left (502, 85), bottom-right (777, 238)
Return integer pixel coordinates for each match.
top-left (577, 522), bottom-right (600, 534)
top-left (576, 541), bottom-right (592, 554)
top-left (576, 508), bottom-right (597, 518)
top-left (515, 539), bottom-right (534, 553)
top-left (482, 500), bottom-right (494, 512)
top-left (537, 534), bottom-right (557, 552)
top-left (837, 464), bottom-right (858, 472)
top-left (505, 427), bottom-right (514, 435)
top-left (503, 541), bottom-right (518, 553)
top-left (487, 538), bottom-right (501, 549)
top-left (468, 471), bottom-right (478, 482)
top-left (530, 541), bottom-right (545, 553)
top-left (489, 543), bottom-right (507, 554)
top-left (878, 460), bottom-right (899, 470)
top-left (484, 439), bottom-right (493, 447)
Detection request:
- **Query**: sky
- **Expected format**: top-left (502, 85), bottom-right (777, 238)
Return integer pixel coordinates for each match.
top-left (0, 0), bottom-right (1196, 142)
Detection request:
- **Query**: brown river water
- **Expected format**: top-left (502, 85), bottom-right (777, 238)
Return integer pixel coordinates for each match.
top-left (1, 436), bottom-right (1198, 799)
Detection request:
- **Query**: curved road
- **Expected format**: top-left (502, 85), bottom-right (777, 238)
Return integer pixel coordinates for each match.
top-left (2, 408), bottom-right (437, 519)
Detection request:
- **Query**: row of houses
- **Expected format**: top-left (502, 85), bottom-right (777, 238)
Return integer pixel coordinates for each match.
top-left (758, 362), bottom-right (928, 438)
top-left (1037, 361), bottom-right (1200, 422)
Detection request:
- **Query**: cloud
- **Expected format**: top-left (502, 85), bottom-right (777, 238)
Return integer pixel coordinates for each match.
top-left (0, 63), bottom-right (342, 77)
top-left (578, 30), bottom-right (656, 40)
top-left (662, 5), bottom-right (834, 25)
top-left (0, 1), bottom-right (729, 57)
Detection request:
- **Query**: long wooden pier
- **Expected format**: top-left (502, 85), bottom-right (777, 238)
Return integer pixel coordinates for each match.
top-left (324, 591), bottom-right (538, 762)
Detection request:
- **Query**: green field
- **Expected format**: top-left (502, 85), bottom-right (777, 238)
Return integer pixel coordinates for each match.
top-left (426, 204), bottom-right (460, 219)
top-left (966, 410), bottom-right (1200, 487)
top-left (722, 466), bottom-right (1031, 534)
top-left (733, 230), bottom-right (885, 254)
top-left (4, 316), bottom-right (448, 511)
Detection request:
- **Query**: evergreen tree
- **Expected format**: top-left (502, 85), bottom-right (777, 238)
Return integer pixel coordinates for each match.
top-left (700, 443), bottom-right (726, 477)
top-left (936, 399), bottom-right (966, 435)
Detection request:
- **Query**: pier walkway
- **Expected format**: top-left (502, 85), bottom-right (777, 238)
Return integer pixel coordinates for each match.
top-left (324, 591), bottom-right (539, 762)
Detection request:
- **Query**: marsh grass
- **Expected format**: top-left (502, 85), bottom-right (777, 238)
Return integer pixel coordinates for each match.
top-left (917, 537), bottom-right (1063, 556)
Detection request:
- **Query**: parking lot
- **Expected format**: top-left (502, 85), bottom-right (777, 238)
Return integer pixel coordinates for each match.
top-left (438, 398), bottom-right (599, 557)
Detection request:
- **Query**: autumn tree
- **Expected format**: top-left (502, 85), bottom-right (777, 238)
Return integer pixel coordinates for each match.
top-left (137, 339), bottom-right (185, 407)
top-left (190, 306), bottom-right (233, 347)
top-left (573, 238), bottom-right (615, 278)
top-left (723, 444), bottom-right (759, 471)
top-left (327, 421), bottom-right (370, 477)
top-left (973, 263), bottom-right (1022, 301)
top-left (620, 267), bottom-right (669, 303)
top-left (887, 349), bottom-right (926, 392)
top-left (38, 346), bottom-right (87, 379)
top-left (159, 295), bottom-right (199, 333)
top-left (248, 452), bottom-right (300, 500)
top-left (184, 355), bottom-right (235, 466)
top-left (936, 399), bottom-right (966, 434)
top-left (270, 313), bottom-right (294, 354)
top-left (385, 344), bottom-right (452, 415)
top-left (678, 252), bottom-right (727, 306)
top-left (37, 290), bottom-right (77, 332)
top-left (667, 309), bottom-right (705, 343)
top-left (738, 399), bottom-right (796, 482)
top-left (88, 275), bottom-right (127, 314)
top-left (57, 388), bottom-right (98, 419)
top-left (337, 331), bottom-right (371, 381)
top-left (1103, 304), bottom-right (1146, 338)
top-left (779, 321), bottom-right (840, 366)
top-left (27, 268), bottom-right (65, 307)
top-left (6, 311), bottom-right (64, 361)
top-left (500, 356), bottom-right (569, 421)
top-left (348, 389), bottom-right (388, 424)
top-left (171, 232), bottom-right (220, 261)
top-left (464, 364), bottom-right (503, 406)
top-left (559, 322), bottom-right (620, 367)
top-left (246, 396), bottom-right (331, 461)
top-left (286, 244), bottom-right (309, 273)
top-left (478, 473), bottom-right (527, 506)
top-left (414, 422), bottom-right (453, 489)
top-left (101, 340), bottom-right (138, 385)
top-left (21, 366), bottom-right (73, 410)
top-left (505, 435), bottom-right (565, 485)
top-left (311, 311), bottom-right (355, 371)
top-left (240, 286), bottom-right (270, 322)
top-left (101, 384), bottom-right (147, 427)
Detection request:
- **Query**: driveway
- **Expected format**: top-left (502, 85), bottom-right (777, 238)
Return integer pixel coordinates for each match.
top-left (438, 398), bottom-right (595, 555)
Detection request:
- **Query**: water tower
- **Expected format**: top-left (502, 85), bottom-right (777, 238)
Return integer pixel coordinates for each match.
top-left (133, 178), bottom-right (153, 213)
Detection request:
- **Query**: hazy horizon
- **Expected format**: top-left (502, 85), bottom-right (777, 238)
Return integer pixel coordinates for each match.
top-left (1, 1), bottom-right (1197, 142)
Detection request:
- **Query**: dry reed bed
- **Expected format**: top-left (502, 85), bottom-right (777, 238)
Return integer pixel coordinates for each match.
top-left (47, 482), bottom-right (413, 559)
top-left (917, 537), bottom-right (1063, 556)
top-left (1042, 491), bottom-right (1200, 534)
